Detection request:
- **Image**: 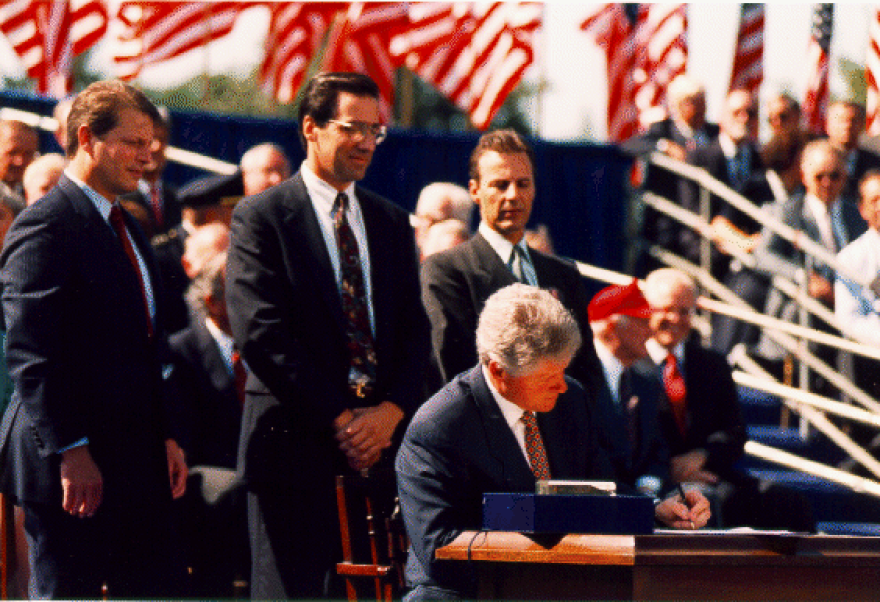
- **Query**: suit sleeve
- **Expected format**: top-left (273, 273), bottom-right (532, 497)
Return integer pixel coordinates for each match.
top-left (226, 199), bottom-right (348, 427)
top-left (699, 353), bottom-right (747, 475)
top-left (753, 200), bottom-right (802, 282)
top-left (421, 255), bottom-right (480, 385)
top-left (1, 211), bottom-right (84, 454)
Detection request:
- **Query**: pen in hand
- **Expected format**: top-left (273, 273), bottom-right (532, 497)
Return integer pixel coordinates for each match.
top-left (677, 483), bottom-right (696, 530)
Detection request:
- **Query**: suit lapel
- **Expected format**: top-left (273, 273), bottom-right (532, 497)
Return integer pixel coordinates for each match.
top-left (280, 174), bottom-right (347, 335)
top-left (466, 367), bottom-right (535, 488)
top-left (469, 233), bottom-right (517, 293)
top-left (193, 320), bottom-right (235, 395)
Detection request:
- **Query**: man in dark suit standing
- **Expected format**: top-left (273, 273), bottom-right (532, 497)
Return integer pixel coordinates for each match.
top-left (226, 72), bottom-right (430, 599)
top-left (397, 284), bottom-right (710, 601)
top-left (0, 80), bottom-right (188, 598)
top-left (421, 129), bottom-right (602, 395)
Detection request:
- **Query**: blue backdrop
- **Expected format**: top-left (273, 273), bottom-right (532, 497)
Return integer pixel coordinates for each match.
top-left (0, 90), bottom-right (632, 273)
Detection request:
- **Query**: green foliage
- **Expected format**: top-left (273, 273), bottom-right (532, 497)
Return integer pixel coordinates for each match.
top-left (837, 56), bottom-right (867, 105)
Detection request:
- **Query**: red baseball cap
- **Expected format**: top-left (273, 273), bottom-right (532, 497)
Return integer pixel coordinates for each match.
top-left (588, 278), bottom-right (652, 322)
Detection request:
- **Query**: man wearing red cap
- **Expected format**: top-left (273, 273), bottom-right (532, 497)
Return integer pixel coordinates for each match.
top-left (397, 284), bottom-right (710, 601)
top-left (587, 279), bottom-right (671, 498)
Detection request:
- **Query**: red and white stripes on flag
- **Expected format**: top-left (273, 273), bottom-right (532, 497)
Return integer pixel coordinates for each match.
top-left (259, 3), bottom-right (340, 105)
top-left (802, 4), bottom-right (834, 135)
top-left (866, 9), bottom-right (880, 136)
top-left (391, 2), bottom-right (542, 130)
top-left (580, 4), bottom-right (639, 142)
top-left (632, 4), bottom-right (688, 127)
top-left (320, 2), bottom-right (412, 123)
top-left (728, 3), bottom-right (764, 95)
top-left (0, 0), bottom-right (107, 97)
top-left (111, 1), bottom-right (252, 81)
top-left (581, 3), bottom-right (687, 140)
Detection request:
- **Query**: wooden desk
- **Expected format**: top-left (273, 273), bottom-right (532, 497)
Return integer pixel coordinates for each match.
top-left (435, 531), bottom-right (880, 600)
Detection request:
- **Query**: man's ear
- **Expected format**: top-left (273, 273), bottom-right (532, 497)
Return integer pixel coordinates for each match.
top-left (302, 115), bottom-right (318, 144)
top-left (76, 124), bottom-right (94, 156)
top-left (468, 179), bottom-right (480, 205)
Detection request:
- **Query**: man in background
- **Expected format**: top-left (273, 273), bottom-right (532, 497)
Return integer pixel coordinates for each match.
top-left (240, 142), bottom-right (291, 196)
top-left (421, 129), bottom-right (601, 394)
top-left (0, 120), bottom-right (39, 202)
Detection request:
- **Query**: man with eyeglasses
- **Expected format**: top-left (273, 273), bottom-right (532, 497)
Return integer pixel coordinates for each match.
top-left (754, 139), bottom-right (867, 366)
top-left (765, 93), bottom-right (803, 143)
top-left (641, 269), bottom-right (815, 532)
top-left (226, 72), bottom-right (430, 599)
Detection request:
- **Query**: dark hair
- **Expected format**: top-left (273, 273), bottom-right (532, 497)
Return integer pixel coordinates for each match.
top-left (297, 72), bottom-right (380, 150)
top-left (468, 129), bottom-right (536, 182)
top-left (66, 80), bottom-right (161, 157)
top-left (859, 169), bottom-right (880, 203)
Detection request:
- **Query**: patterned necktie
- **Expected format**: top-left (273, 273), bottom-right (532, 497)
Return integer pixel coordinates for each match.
top-left (334, 192), bottom-right (377, 381)
top-left (231, 349), bottom-right (247, 407)
top-left (663, 353), bottom-right (687, 437)
top-left (108, 204), bottom-right (153, 339)
top-left (522, 411), bottom-right (551, 480)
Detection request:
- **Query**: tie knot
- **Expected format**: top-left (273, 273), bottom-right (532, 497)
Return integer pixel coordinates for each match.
top-left (335, 192), bottom-right (349, 214)
top-left (108, 203), bottom-right (124, 228)
top-left (522, 411), bottom-right (538, 428)
top-left (665, 352), bottom-right (677, 367)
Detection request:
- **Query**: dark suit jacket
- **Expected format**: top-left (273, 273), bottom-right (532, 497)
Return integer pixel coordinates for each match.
top-left (151, 224), bottom-right (190, 335)
top-left (0, 175), bottom-right (172, 510)
top-left (227, 170), bottom-right (430, 489)
top-left (167, 319), bottom-right (241, 470)
top-left (649, 339), bottom-right (746, 481)
top-left (421, 232), bottom-right (602, 394)
top-left (593, 366), bottom-right (668, 490)
top-left (679, 139), bottom-right (764, 277)
top-left (395, 365), bottom-right (616, 598)
top-left (843, 147), bottom-right (880, 200)
top-left (124, 182), bottom-right (181, 236)
top-left (622, 119), bottom-right (719, 265)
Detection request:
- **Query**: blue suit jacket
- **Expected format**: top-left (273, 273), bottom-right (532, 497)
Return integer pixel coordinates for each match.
top-left (395, 365), bottom-right (617, 599)
top-left (593, 366), bottom-right (669, 491)
top-left (0, 175), bottom-right (172, 509)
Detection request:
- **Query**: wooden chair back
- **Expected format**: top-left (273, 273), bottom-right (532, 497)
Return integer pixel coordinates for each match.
top-left (335, 472), bottom-right (408, 602)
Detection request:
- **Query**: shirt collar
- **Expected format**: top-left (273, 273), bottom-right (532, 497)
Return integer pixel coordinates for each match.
top-left (300, 161), bottom-right (357, 216)
top-left (805, 192), bottom-right (837, 221)
top-left (718, 132), bottom-right (740, 159)
top-left (63, 168), bottom-right (114, 221)
top-left (482, 364), bottom-right (530, 432)
top-left (593, 338), bottom-right (624, 397)
top-left (479, 221), bottom-right (528, 266)
top-left (646, 338), bottom-right (684, 365)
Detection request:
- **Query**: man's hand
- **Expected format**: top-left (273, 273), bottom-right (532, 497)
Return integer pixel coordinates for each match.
top-left (655, 488), bottom-right (712, 529)
top-left (808, 272), bottom-right (834, 306)
top-left (334, 401), bottom-right (404, 471)
top-left (658, 138), bottom-right (688, 162)
top-left (670, 450), bottom-right (717, 484)
top-left (60, 445), bottom-right (103, 518)
top-left (165, 439), bottom-right (188, 499)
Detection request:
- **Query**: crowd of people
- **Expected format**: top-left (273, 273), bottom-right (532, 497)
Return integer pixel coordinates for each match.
top-left (0, 69), bottom-right (870, 600)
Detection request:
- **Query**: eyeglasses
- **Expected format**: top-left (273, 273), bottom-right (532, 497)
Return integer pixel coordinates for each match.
top-left (328, 119), bottom-right (387, 144)
top-left (814, 171), bottom-right (844, 183)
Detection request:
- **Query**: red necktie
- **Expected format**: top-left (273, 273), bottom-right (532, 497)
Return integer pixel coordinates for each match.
top-left (231, 350), bottom-right (247, 407)
top-left (334, 192), bottom-right (377, 381)
top-left (663, 353), bottom-right (687, 437)
top-left (108, 204), bottom-right (153, 339)
top-left (522, 411), bottom-right (551, 480)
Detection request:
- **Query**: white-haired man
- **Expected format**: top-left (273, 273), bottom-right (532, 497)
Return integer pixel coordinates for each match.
top-left (397, 284), bottom-right (710, 601)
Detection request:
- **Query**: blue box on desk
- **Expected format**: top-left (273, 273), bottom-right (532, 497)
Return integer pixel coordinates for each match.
top-left (482, 493), bottom-right (655, 534)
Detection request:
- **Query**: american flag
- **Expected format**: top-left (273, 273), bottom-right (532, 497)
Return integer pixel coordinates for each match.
top-left (259, 3), bottom-right (341, 105)
top-left (728, 3), bottom-right (764, 95)
top-left (111, 1), bottom-right (253, 81)
top-left (866, 9), bottom-right (880, 136)
top-left (632, 4), bottom-right (688, 127)
top-left (802, 4), bottom-right (834, 135)
top-left (581, 4), bottom-right (639, 142)
top-left (0, 0), bottom-right (107, 97)
top-left (320, 2), bottom-right (412, 123)
top-left (391, 2), bottom-right (542, 130)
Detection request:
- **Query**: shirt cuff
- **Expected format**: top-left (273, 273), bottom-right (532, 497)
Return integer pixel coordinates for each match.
top-left (57, 438), bottom-right (89, 453)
